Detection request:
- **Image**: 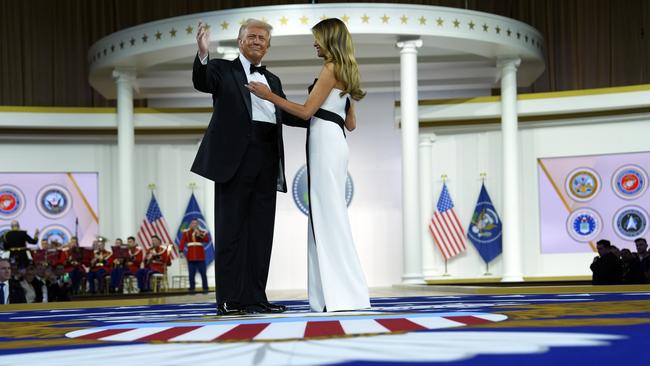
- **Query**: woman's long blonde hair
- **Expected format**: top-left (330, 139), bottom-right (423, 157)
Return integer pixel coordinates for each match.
top-left (312, 18), bottom-right (366, 101)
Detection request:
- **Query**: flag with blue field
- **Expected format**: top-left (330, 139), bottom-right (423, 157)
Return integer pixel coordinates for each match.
top-left (467, 183), bottom-right (502, 263)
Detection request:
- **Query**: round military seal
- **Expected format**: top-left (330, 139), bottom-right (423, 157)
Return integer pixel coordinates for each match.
top-left (36, 185), bottom-right (72, 219)
top-left (613, 206), bottom-right (648, 240)
top-left (0, 184), bottom-right (26, 219)
top-left (41, 224), bottom-right (73, 246)
top-left (566, 208), bottom-right (602, 243)
top-left (565, 168), bottom-right (600, 202)
top-left (612, 165), bottom-right (647, 200)
top-left (292, 165), bottom-right (354, 216)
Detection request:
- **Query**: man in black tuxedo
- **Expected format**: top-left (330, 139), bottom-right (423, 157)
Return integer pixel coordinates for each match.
top-left (0, 259), bottom-right (27, 305)
top-left (192, 19), bottom-right (305, 315)
top-left (2, 220), bottom-right (39, 269)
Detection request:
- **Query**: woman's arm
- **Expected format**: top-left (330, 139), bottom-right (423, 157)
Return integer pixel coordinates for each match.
top-left (246, 64), bottom-right (337, 120)
top-left (345, 101), bottom-right (356, 131)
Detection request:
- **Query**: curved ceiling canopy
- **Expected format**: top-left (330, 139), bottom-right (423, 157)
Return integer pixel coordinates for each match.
top-left (88, 3), bottom-right (545, 101)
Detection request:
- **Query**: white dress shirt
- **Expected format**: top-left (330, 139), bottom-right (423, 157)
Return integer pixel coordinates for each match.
top-left (199, 52), bottom-right (276, 124)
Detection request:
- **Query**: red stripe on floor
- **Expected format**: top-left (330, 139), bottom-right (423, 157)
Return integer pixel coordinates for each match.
top-left (375, 318), bottom-right (428, 332)
top-left (304, 320), bottom-right (346, 338)
top-left (444, 316), bottom-right (493, 325)
top-left (138, 326), bottom-right (203, 341)
top-left (216, 323), bottom-right (270, 340)
top-left (75, 328), bottom-right (134, 340)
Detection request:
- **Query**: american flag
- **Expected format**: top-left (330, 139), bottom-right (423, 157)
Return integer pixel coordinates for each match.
top-left (429, 183), bottom-right (467, 260)
top-left (137, 193), bottom-right (177, 258)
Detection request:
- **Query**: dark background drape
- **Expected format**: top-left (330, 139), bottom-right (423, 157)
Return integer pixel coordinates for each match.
top-left (1, 0), bottom-right (648, 107)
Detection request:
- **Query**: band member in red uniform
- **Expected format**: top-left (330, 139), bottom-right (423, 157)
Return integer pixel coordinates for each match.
top-left (87, 239), bottom-right (112, 293)
top-left (140, 236), bottom-right (171, 292)
top-left (62, 236), bottom-right (86, 294)
top-left (111, 236), bottom-right (144, 292)
top-left (179, 219), bottom-right (210, 293)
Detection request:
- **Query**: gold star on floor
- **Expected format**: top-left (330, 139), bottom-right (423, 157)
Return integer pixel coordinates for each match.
top-left (381, 14), bottom-right (390, 23)
top-left (400, 15), bottom-right (408, 24)
top-left (361, 14), bottom-right (369, 23)
top-left (280, 16), bottom-right (289, 25)
top-left (170, 28), bottom-right (177, 37)
top-left (453, 19), bottom-right (460, 28)
top-left (142, 34), bottom-right (148, 43)
top-left (436, 17), bottom-right (444, 26)
top-left (482, 23), bottom-right (489, 32)
top-left (495, 26), bottom-right (501, 34)
top-left (186, 25), bottom-right (193, 35)
top-left (468, 21), bottom-right (475, 30)
top-left (300, 15), bottom-right (309, 25)
top-left (419, 16), bottom-right (426, 25)
top-left (341, 15), bottom-right (350, 23)
top-left (155, 31), bottom-right (162, 40)
top-left (221, 21), bottom-right (229, 30)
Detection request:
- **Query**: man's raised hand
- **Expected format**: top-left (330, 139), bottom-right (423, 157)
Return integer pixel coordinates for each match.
top-left (197, 22), bottom-right (210, 59)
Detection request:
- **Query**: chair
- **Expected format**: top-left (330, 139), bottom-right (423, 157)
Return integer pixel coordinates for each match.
top-left (123, 274), bottom-right (138, 294)
top-left (171, 257), bottom-right (190, 289)
top-left (150, 272), bottom-right (168, 293)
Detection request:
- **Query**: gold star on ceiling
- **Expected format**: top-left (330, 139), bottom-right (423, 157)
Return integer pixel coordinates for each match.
top-left (130, 38), bottom-right (135, 46)
top-left (280, 16), bottom-right (289, 26)
top-left (341, 15), bottom-right (350, 23)
top-left (320, 14), bottom-right (327, 20)
top-left (482, 23), bottom-right (489, 32)
top-left (119, 41), bottom-right (125, 49)
top-left (300, 15), bottom-right (309, 25)
top-left (204, 23), bottom-right (211, 30)
top-left (453, 19), bottom-right (460, 28)
top-left (525, 35), bottom-right (529, 42)
top-left (110, 44), bottom-right (115, 52)
top-left (436, 18), bottom-right (444, 26)
top-left (103, 48), bottom-right (107, 55)
top-left (155, 31), bottom-right (162, 40)
top-left (240, 19), bottom-right (246, 25)
top-left (381, 14), bottom-right (390, 23)
top-left (506, 29), bottom-right (512, 36)
top-left (186, 25), bottom-right (193, 34)
top-left (516, 32), bottom-right (521, 39)
top-left (361, 14), bottom-right (369, 23)
top-left (142, 34), bottom-right (148, 43)
top-left (468, 21), bottom-right (475, 30)
top-left (221, 21), bottom-right (229, 30)
top-left (419, 16), bottom-right (426, 25)
top-left (400, 15), bottom-right (408, 24)
top-left (495, 26), bottom-right (501, 34)
top-left (170, 28), bottom-right (177, 37)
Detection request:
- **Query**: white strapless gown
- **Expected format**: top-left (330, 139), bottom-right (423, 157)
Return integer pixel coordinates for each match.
top-left (307, 88), bottom-right (370, 312)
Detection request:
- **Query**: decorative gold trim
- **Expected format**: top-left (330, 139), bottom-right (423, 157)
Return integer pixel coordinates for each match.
top-left (0, 128), bottom-right (206, 135)
top-left (397, 84), bottom-right (650, 107)
top-left (0, 106), bottom-right (213, 114)
top-left (66, 173), bottom-right (99, 224)
top-left (537, 159), bottom-right (596, 252)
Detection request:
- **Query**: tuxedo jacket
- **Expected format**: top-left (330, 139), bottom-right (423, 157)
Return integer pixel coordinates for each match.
top-left (8, 279), bottom-right (27, 304)
top-left (191, 55), bottom-right (306, 193)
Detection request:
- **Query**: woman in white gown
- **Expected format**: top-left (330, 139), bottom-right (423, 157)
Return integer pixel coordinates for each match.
top-left (246, 18), bottom-right (370, 312)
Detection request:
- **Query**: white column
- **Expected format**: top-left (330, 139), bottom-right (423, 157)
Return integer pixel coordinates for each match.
top-left (397, 39), bottom-right (423, 284)
top-left (112, 68), bottom-right (136, 238)
top-left (498, 58), bottom-right (524, 282)
top-left (419, 134), bottom-right (438, 278)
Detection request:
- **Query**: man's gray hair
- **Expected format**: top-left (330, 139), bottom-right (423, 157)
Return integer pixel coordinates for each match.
top-left (238, 18), bottom-right (273, 44)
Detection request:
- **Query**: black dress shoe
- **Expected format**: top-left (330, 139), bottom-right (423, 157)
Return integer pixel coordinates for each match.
top-left (242, 304), bottom-right (265, 314)
top-left (216, 302), bottom-right (244, 316)
top-left (258, 301), bottom-right (287, 313)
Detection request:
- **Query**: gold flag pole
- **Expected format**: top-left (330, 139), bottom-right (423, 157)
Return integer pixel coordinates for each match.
top-left (440, 174), bottom-right (451, 277)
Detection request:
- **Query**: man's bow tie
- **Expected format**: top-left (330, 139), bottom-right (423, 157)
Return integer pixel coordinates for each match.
top-left (250, 64), bottom-right (267, 75)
